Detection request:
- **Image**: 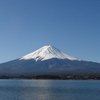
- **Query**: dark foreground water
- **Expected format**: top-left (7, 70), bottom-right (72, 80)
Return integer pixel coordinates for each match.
top-left (0, 80), bottom-right (100, 100)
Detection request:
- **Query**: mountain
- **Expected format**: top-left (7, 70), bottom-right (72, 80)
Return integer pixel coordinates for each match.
top-left (0, 45), bottom-right (100, 77)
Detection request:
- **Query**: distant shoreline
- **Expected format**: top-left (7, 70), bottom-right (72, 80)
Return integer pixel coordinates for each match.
top-left (0, 75), bottom-right (100, 80)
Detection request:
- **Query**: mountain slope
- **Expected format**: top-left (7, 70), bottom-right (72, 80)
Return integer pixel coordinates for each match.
top-left (0, 45), bottom-right (100, 76)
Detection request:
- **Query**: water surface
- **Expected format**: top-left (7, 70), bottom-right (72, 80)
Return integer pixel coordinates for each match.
top-left (0, 79), bottom-right (100, 100)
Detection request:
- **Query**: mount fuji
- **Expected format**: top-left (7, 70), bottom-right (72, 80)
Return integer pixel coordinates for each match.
top-left (0, 45), bottom-right (100, 77)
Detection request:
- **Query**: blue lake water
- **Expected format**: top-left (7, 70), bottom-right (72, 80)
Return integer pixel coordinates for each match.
top-left (0, 79), bottom-right (100, 100)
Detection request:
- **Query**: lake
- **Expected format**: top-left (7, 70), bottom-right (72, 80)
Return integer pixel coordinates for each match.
top-left (0, 80), bottom-right (100, 100)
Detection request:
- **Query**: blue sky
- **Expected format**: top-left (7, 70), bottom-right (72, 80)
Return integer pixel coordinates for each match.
top-left (0, 0), bottom-right (100, 63)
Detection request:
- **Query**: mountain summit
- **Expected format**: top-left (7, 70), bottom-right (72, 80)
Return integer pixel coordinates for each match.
top-left (20, 45), bottom-right (78, 61)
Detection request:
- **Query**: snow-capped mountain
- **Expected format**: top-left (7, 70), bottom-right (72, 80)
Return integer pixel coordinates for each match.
top-left (20, 45), bottom-right (78, 61)
top-left (0, 45), bottom-right (100, 76)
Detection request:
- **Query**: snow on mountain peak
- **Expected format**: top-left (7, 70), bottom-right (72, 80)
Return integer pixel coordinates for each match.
top-left (20, 45), bottom-right (79, 61)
